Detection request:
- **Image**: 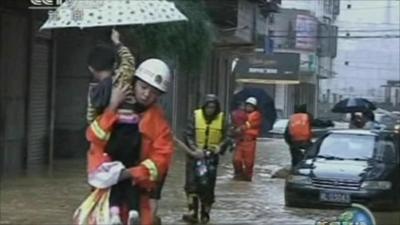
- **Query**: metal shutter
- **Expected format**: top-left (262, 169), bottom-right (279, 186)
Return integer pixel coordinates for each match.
top-left (26, 39), bottom-right (50, 168)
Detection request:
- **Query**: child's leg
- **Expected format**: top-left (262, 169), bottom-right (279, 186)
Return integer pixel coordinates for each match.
top-left (109, 183), bottom-right (123, 224)
top-left (110, 182), bottom-right (123, 208)
top-left (121, 180), bottom-right (141, 212)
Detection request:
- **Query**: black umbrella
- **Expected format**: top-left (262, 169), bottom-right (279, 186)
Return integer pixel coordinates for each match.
top-left (331, 98), bottom-right (377, 113)
top-left (231, 87), bottom-right (277, 134)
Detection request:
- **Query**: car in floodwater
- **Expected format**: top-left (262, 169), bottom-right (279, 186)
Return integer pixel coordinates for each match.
top-left (284, 129), bottom-right (400, 210)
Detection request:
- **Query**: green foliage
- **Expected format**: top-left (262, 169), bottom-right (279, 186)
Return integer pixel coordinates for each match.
top-left (125, 0), bottom-right (215, 75)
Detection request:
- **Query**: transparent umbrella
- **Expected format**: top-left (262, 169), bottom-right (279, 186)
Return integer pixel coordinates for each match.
top-left (40, 0), bottom-right (188, 30)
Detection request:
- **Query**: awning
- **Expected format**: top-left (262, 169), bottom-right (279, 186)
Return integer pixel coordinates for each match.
top-left (236, 78), bottom-right (300, 85)
top-left (234, 52), bottom-right (300, 84)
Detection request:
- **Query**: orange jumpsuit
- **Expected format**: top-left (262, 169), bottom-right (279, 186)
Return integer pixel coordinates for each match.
top-left (233, 110), bottom-right (262, 181)
top-left (86, 105), bottom-right (174, 225)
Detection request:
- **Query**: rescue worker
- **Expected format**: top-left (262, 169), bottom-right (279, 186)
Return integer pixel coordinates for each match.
top-left (182, 94), bottom-right (227, 224)
top-left (284, 104), bottom-right (313, 168)
top-left (230, 102), bottom-right (247, 180)
top-left (232, 97), bottom-right (262, 181)
top-left (86, 58), bottom-right (174, 225)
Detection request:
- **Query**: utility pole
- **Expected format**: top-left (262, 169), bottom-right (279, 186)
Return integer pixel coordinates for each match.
top-left (385, 0), bottom-right (392, 24)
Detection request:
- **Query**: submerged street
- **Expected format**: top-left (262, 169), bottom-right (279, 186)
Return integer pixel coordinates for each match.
top-left (1, 139), bottom-right (399, 225)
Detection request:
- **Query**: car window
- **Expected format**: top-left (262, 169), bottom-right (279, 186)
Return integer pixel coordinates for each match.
top-left (276, 109), bottom-right (284, 119)
top-left (376, 140), bottom-right (397, 163)
top-left (317, 134), bottom-right (375, 160)
top-left (273, 119), bottom-right (288, 128)
top-left (376, 114), bottom-right (396, 126)
top-left (382, 116), bottom-right (393, 124)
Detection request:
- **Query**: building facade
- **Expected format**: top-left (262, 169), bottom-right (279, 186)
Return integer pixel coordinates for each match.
top-left (232, 0), bottom-right (339, 117)
top-left (1, 0), bottom-right (265, 175)
top-left (0, 0), bottom-right (56, 174)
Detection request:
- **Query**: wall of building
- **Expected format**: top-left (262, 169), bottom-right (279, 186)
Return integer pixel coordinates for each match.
top-left (0, 11), bottom-right (29, 174)
top-left (53, 30), bottom-right (96, 158)
top-left (0, 6), bottom-right (54, 174)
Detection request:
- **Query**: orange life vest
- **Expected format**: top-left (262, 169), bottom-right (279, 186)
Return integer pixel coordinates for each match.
top-left (289, 113), bottom-right (312, 141)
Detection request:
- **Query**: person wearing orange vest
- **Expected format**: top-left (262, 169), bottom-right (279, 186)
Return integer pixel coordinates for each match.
top-left (86, 58), bottom-right (174, 225)
top-left (284, 104), bottom-right (313, 168)
top-left (232, 97), bottom-right (262, 181)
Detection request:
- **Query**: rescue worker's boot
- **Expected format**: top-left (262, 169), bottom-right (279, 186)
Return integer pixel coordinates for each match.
top-left (200, 203), bottom-right (211, 224)
top-left (233, 171), bottom-right (243, 180)
top-left (153, 215), bottom-right (162, 225)
top-left (182, 194), bottom-right (199, 223)
top-left (128, 210), bottom-right (140, 225)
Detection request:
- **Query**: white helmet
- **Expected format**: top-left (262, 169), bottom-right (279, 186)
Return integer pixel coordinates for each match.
top-left (135, 58), bottom-right (171, 92)
top-left (245, 97), bottom-right (257, 106)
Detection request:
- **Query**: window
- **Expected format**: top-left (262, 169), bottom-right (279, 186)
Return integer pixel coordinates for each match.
top-left (317, 134), bottom-right (376, 160)
top-left (376, 140), bottom-right (397, 163)
top-left (324, 0), bottom-right (333, 14)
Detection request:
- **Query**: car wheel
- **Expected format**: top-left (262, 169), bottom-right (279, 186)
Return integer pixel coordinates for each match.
top-left (396, 192), bottom-right (400, 210)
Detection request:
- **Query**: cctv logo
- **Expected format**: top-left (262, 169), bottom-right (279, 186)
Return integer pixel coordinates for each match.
top-left (29, 0), bottom-right (64, 9)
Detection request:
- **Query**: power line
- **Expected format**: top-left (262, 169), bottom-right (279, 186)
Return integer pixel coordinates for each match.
top-left (283, 0), bottom-right (398, 1)
top-left (338, 29), bottom-right (400, 32)
top-left (334, 20), bottom-right (400, 26)
top-left (335, 59), bottom-right (400, 65)
top-left (333, 64), bottom-right (400, 72)
top-left (335, 62), bottom-right (400, 67)
top-left (332, 76), bottom-right (397, 81)
top-left (268, 34), bottom-right (400, 38)
top-left (341, 6), bottom-right (400, 11)
top-left (270, 29), bottom-right (400, 33)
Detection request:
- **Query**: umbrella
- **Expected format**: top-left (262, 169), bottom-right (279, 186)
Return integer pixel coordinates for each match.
top-left (40, 0), bottom-right (188, 30)
top-left (231, 87), bottom-right (277, 133)
top-left (331, 97), bottom-right (377, 113)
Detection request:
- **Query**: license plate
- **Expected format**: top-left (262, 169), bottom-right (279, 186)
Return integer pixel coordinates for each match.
top-left (320, 191), bottom-right (350, 203)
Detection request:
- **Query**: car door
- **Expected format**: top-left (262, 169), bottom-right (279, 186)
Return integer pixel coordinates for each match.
top-left (379, 137), bottom-right (400, 203)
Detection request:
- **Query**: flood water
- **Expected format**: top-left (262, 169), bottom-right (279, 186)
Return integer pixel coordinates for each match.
top-left (1, 139), bottom-right (399, 225)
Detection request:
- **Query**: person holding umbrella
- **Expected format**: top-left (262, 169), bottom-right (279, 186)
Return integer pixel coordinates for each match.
top-left (86, 57), bottom-right (175, 225)
top-left (332, 97), bottom-right (379, 131)
top-left (332, 97), bottom-right (377, 114)
top-left (40, 2), bottom-right (187, 224)
top-left (349, 112), bottom-right (365, 129)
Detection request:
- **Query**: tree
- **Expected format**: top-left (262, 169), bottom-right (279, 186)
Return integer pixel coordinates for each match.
top-left (125, 0), bottom-right (215, 75)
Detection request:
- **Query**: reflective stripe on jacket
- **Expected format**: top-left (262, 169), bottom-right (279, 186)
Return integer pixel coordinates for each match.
top-left (86, 105), bottom-right (174, 191)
